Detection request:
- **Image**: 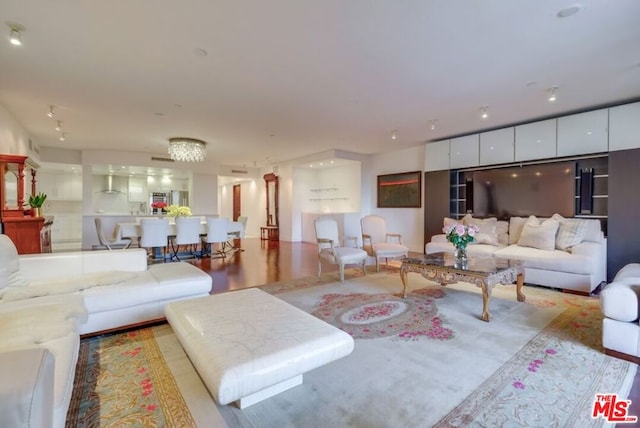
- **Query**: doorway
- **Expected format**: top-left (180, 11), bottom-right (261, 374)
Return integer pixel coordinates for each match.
top-left (233, 184), bottom-right (241, 221)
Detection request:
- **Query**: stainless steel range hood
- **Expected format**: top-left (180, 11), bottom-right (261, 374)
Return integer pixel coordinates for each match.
top-left (100, 175), bottom-right (126, 194)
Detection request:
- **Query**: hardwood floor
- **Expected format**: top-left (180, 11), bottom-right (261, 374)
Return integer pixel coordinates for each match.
top-left (187, 238), bottom-right (640, 422)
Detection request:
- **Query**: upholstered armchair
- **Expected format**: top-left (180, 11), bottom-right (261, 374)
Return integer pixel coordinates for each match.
top-left (601, 263), bottom-right (640, 363)
top-left (314, 217), bottom-right (367, 281)
top-left (360, 214), bottom-right (409, 272)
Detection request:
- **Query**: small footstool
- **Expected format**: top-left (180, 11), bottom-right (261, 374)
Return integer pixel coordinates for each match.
top-left (165, 288), bottom-right (354, 408)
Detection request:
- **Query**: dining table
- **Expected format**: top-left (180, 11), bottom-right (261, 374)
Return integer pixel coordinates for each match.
top-left (117, 219), bottom-right (243, 242)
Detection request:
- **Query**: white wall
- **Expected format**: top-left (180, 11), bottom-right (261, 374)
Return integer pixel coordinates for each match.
top-left (0, 102), bottom-right (40, 162)
top-left (364, 145), bottom-right (425, 253)
top-left (217, 178), bottom-right (262, 238)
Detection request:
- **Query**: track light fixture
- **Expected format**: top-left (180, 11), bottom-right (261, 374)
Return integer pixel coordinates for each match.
top-left (47, 105), bottom-right (56, 118)
top-left (479, 106), bottom-right (489, 119)
top-left (548, 86), bottom-right (558, 102)
top-left (59, 132), bottom-right (66, 142)
top-left (428, 119), bottom-right (437, 131)
top-left (8, 24), bottom-right (24, 46)
top-left (391, 129), bottom-right (397, 140)
top-left (55, 120), bottom-right (63, 131)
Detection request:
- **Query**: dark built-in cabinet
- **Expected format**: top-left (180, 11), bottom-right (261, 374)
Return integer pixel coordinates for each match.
top-left (424, 150), bottom-right (640, 282)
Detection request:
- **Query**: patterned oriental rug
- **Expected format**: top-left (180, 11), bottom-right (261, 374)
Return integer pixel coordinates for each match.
top-left (66, 268), bottom-right (637, 427)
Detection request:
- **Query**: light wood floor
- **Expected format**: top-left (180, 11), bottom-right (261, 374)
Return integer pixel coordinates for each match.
top-left (187, 238), bottom-right (640, 420)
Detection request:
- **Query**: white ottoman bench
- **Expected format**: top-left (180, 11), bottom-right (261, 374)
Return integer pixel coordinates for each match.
top-left (165, 288), bottom-right (354, 408)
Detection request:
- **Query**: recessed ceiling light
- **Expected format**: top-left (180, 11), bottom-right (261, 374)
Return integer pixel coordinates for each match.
top-left (557, 4), bottom-right (582, 18)
top-left (7, 23), bottom-right (25, 46)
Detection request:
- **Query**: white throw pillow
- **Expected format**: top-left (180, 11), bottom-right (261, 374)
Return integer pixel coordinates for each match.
top-left (443, 217), bottom-right (459, 230)
top-left (466, 216), bottom-right (499, 246)
top-left (497, 221), bottom-right (509, 245)
top-left (552, 213), bottom-right (588, 251)
top-left (0, 235), bottom-right (28, 290)
top-left (508, 217), bottom-right (528, 245)
top-left (517, 215), bottom-right (559, 251)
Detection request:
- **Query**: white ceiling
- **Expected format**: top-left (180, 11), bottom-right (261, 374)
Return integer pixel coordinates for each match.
top-left (1, 1), bottom-right (639, 168)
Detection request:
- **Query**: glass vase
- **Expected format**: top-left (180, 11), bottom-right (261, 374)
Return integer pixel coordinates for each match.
top-left (454, 246), bottom-right (467, 262)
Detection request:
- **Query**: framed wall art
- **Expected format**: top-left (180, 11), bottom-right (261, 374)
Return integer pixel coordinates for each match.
top-left (377, 171), bottom-right (422, 208)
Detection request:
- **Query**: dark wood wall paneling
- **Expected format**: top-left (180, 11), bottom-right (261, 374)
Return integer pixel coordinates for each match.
top-left (423, 170), bottom-right (450, 251)
top-left (607, 148), bottom-right (640, 281)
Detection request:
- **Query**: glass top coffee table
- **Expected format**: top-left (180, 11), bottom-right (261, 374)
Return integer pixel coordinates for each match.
top-left (400, 252), bottom-right (525, 322)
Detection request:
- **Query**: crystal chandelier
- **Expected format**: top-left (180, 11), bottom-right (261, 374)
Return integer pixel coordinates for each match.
top-left (168, 138), bottom-right (207, 162)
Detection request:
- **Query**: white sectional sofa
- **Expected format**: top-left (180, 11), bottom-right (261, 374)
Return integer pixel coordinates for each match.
top-left (0, 234), bottom-right (212, 428)
top-left (426, 214), bottom-right (607, 294)
top-left (600, 263), bottom-right (640, 363)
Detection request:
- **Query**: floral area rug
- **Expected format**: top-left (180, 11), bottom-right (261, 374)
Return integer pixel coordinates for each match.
top-left (311, 287), bottom-right (454, 341)
top-left (215, 270), bottom-right (638, 428)
top-left (66, 328), bottom-right (196, 427)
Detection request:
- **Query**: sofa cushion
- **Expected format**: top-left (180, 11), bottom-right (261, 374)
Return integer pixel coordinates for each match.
top-left (508, 217), bottom-right (528, 245)
top-left (464, 216), bottom-right (499, 246)
top-left (0, 271), bottom-right (139, 302)
top-left (517, 216), bottom-right (559, 251)
top-left (494, 244), bottom-right (593, 275)
top-left (552, 214), bottom-right (588, 251)
top-left (582, 219), bottom-right (603, 243)
top-left (0, 348), bottom-right (55, 428)
top-left (0, 235), bottom-right (28, 290)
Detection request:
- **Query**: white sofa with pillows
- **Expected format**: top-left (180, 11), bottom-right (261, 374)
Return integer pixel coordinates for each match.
top-left (0, 234), bottom-right (212, 428)
top-left (600, 263), bottom-right (640, 363)
top-left (425, 213), bottom-right (607, 294)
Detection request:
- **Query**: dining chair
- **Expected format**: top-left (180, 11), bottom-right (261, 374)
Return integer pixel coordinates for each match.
top-left (94, 217), bottom-right (132, 250)
top-left (203, 217), bottom-right (231, 258)
top-left (171, 216), bottom-right (201, 261)
top-left (226, 216), bottom-right (248, 253)
top-left (360, 214), bottom-right (409, 272)
top-left (140, 218), bottom-right (170, 262)
top-left (315, 216), bottom-right (367, 281)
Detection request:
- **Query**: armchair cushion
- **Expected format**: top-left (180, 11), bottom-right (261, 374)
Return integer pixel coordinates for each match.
top-left (600, 281), bottom-right (640, 323)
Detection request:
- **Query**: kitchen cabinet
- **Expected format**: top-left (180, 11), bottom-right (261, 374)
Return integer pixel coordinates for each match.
top-left (424, 140), bottom-right (450, 171)
top-left (37, 172), bottom-right (82, 201)
top-left (480, 128), bottom-right (515, 165)
top-left (515, 119), bottom-right (557, 161)
top-left (128, 176), bottom-right (148, 202)
top-left (449, 135), bottom-right (479, 169)
top-left (609, 101), bottom-right (640, 152)
top-left (51, 214), bottom-right (82, 243)
top-left (557, 109), bottom-right (608, 157)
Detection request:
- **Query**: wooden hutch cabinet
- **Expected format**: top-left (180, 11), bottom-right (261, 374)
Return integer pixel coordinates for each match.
top-left (0, 154), bottom-right (50, 254)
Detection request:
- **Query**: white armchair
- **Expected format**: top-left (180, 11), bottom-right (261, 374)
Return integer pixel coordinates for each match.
top-left (360, 214), bottom-right (409, 272)
top-left (315, 217), bottom-right (367, 282)
top-left (601, 263), bottom-right (640, 363)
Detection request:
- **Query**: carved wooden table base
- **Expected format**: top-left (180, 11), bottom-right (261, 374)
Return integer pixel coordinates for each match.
top-left (400, 254), bottom-right (525, 322)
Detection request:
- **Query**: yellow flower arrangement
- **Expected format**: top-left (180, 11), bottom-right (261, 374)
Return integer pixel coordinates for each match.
top-left (166, 204), bottom-right (192, 217)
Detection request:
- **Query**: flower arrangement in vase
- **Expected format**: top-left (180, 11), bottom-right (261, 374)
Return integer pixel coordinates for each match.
top-left (166, 204), bottom-right (192, 217)
top-left (443, 222), bottom-right (478, 261)
top-left (151, 201), bottom-right (167, 216)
